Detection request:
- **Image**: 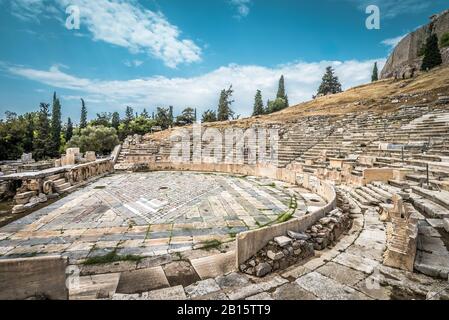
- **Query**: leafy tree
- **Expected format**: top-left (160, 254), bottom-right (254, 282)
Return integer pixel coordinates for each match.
top-left (421, 34), bottom-right (443, 71)
top-left (65, 117), bottom-right (73, 142)
top-left (111, 112), bottom-right (120, 130)
top-left (119, 116), bottom-right (156, 137)
top-left (317, 66), bottom-right (342, 96)
top-left (155, 107), bottom-right (171, 130)
top-left (202, 109), bottom-right (217, 123)
top-left (80, 98), bottom-right (88, 130)
top-left (0, 112), bottom-right (29, 160)
top-left (267, 98), bottom-right (288, 113)
top-left (252, 90), bottom-right (265, 116)
top-left (372, 62), bottom-right (379, 82)
top-left (33, 103), bottom-right (52, 160)
top-left (175, 107), bottom-right (196, 126)
top-left (90, 112), bottom-right (112, 127)
top-left (50, 92), bottom-right (62, 157)
top-left (217, 86), bottom-right (234, 121)
top-left (67, 125), bottom-right (119, 155)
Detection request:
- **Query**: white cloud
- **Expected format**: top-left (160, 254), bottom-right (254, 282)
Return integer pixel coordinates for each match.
top-left (5, 0), bottom-right (202, 68)
top-left (230, 0), bottom-right (251, 18)
top-left (381, 34), bottom-right (407, 49)
top-left (5, 59), bottom-right (386, 117)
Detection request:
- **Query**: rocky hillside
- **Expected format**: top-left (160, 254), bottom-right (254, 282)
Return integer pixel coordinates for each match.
top-left (381, 8), bottom-right (449, 79)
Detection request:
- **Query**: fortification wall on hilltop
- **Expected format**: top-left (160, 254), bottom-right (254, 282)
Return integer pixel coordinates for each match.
top-left (381, 9), bottom-right (449, 79)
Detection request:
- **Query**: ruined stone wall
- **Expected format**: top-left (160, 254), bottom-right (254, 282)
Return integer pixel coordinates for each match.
top-left (381, 9), bottom-right (449, 79)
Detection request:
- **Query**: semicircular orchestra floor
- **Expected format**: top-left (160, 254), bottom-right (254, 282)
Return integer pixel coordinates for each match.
top-left (0, 172), bottom-right (326, 264)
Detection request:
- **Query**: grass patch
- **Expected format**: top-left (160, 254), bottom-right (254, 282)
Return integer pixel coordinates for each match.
top-left (83, 249), bottom-right (143, 265)
top-left (144, 225), bottom-right (152, 240)
top-left (198, 239), bottom-right (222, 251)
top-left (94, 186), bottom-right (106, 189)
top-left (257, 195), bottom-right (298, 228)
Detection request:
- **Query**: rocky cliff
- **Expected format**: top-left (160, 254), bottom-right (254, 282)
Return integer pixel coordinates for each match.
top-left (381, 9), bottom-right (449, 79)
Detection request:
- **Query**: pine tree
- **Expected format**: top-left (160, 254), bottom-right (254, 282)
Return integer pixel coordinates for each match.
top-left (252, 90), bottom-right (265, 116)
top-left (421, 34), bottom-right (443, 71)
top-left (50, 92), bottom-right (62, 157)
top-left (65, 117), bottom-right (73, 142)
top-left (80, 98), bottom-right (87, 130)
top-left (141, 108), bottom-right (149, 118)
top-left (33, 103), bottom-right (51, 160)
top-left (217, 86), bottom-right (234, 121)
top-left (371, 62), bottom-right (379, 82)
top-left (317, 66), bottom-right (342, 96)
top-left (111, 112), bottom-right (120, 130)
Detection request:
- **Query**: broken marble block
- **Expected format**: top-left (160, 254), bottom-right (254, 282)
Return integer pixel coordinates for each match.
top-left (287, 230), bottom-right (310, 240)
top-left (274, 236), bottom-right (292, 247)
top-left (255, 263), bottom-right (272, 277)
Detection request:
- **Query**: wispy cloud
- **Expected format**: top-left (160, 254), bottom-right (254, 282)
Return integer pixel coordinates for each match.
top-left (381, 34), bottom-right (407, 49)
top-left (230, 0), bottom-right (251, 18)
top-left (124, 60), bottom-right (144, 67)
top-left (4, 59), bottom-right (386, 117)
top-left (347, 0), bottom-right (432, 18)
top-left (4, 0), bottom-right (202, 68)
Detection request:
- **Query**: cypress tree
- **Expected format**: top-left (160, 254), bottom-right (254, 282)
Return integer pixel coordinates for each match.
top-left (372, 62), bottom-right (379, 82)
top-left (80, 98), bottom-right (87, 130)
top-left (217, 86), bottom-right (234, 121)
top-left (252, 90), bottom-right (265, 116)
top-left (125, 106), bottom-right (134, 124)
top-left (421, 34), bottom-right (443, 71)
top-left (276, 75), bottom-right (286, 99)
top-left (111, 112), bottom-right (120, 130)
top-left (168, 106), bottom-right (174, 127)
top-left (66, 117), bottom-right (73, 142)
top-left (275, 75), bottom-right (289, 109)
top-left (50, 92), bottom-right (62, 156)
top-left (33, 103), bottom-right (51, 160)
top-left (23, 113), bottom-right (35, 153)
top-left (317, 66), bottom-right (342, 96)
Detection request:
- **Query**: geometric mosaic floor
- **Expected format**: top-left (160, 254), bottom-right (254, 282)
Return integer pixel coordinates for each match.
top-left (0, 172), bottom-right (325, 264)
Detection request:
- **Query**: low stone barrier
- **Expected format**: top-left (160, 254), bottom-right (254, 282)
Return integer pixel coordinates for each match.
top-left (236, 174), bottom-right (337, 266)
top-left (0, 255), bottom-right (68, 300)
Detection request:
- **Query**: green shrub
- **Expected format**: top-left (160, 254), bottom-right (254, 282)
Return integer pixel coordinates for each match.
top-left (440, 32), bottom-right (449, 48)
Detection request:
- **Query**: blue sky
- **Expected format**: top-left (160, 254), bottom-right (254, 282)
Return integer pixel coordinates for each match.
top-left (1, 0), bottom-right (448, 122)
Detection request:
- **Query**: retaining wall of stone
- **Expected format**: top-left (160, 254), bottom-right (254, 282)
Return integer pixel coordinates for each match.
top-left (236, 174), bottom-right (336, 266)
top-left (0, 255), bottom-right (68, 300)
